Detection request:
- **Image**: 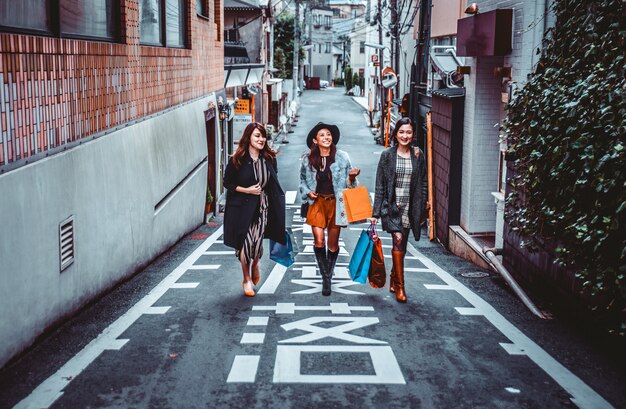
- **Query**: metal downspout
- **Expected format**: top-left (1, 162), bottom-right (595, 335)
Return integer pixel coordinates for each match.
top-left (483, 248), bottom-right (550, 320)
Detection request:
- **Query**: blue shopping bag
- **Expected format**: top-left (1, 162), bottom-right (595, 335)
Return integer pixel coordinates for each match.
top-left (270, 229), bottom-right (297, 267)
top-left (348, 229), bottom-right (374, 284)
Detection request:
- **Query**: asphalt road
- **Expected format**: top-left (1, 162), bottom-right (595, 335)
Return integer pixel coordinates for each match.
top-left (0, 87), bottom-right (624, 409)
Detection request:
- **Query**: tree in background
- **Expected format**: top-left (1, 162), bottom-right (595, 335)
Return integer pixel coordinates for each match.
top-left (344, 66), bottom-right (353, 92)
top-left (274, 13), bottom-right (304, 79)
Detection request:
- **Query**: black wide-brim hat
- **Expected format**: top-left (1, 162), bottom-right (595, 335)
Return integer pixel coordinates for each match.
top-left (306, 122), bottom-right (340, 148)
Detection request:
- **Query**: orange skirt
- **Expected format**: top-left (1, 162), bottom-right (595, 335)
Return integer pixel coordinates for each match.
top-left (306, 194), bottom-right (337, 229)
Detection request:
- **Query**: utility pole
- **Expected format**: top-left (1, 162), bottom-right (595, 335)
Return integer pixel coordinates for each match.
top-left (377, 0), bottom-right (384, 139)
top-left (390, 0), bottom-right (400, 97)
top-left (293, 0), bottom-right (300, 102)
top-left (409, 0), bottom-right (432, 148)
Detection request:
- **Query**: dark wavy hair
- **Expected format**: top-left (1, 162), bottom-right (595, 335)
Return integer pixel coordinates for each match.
top-left (232, 122), bottom-right (276, 169)
top-left (391, 117), bottom-right (416, 146)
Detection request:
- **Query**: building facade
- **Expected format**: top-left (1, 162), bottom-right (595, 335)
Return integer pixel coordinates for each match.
top-left (0, 0), bottom-right (224, 367)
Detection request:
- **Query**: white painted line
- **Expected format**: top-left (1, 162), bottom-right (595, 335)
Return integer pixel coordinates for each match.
top-left (144, 306), bottom-right (171, 314)
top-left (273, 345), bottom-right (405, 384)
top-left (14, 227), bottom-right (225, 409)
top-left (500, 342), bottom-right (526, 356)
top-left (253, 303), bottom-right (374, 314)
top-left (247, 316), bottom-right (269, 326)
top-left (285, 190), bottom-right (297, 204)
top-left (405, 241), bottom-right (614, 409)
top-left (424, 284), bottom-right (454, 290)
top-left (455, 307), bottom-right (483, 316)
top-left (227, 355), bottom-right (260, 383)
top-left (302, 265), bottom-right (318, 278)
top-left (203, 251), bottom-right (233, 255)
top-left (241, 333), bottom-right (266, 344)
top-left (405, 267), bottom-right (433, 273)
top-left (291, 279), bottom-right (365, 295)
top-left (257, 263), bottom-right (288, 294)
top-left (384, 255), bottom-right (418, 260)
top-left (170, 282), bottom-right (199, 289)
top-left (187, 264), bottom-right (220, 270)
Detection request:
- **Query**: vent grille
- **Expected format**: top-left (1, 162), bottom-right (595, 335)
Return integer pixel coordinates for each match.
top-left (59, 216), bottom-right (74, 272)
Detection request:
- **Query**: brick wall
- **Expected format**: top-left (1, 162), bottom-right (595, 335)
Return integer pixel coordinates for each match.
top-left (0, 0), bottom-right (224, 170)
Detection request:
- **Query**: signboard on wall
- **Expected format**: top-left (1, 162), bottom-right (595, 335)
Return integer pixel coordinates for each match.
top-left (234, 99), bottom-right (251, 114)
top-left (233, 114), bottom-right (253, 141)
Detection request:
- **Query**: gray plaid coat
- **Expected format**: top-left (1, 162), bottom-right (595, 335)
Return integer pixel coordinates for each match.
top-left (299, 149), bottom-right (357, 226)
top-left (372, 145), bottom-right (427, 240)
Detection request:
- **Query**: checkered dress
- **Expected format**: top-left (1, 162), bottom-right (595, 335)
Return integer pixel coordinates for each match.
top-left (394, 155), bottom-right (412, 229)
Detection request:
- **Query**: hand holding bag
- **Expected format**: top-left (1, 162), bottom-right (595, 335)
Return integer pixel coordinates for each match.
top-left (342, 182), bottom-right (373, 223)
top-left (368, 225), bottom-right (386, 288)
top-left (270, 229), bottom-right (298, 267)
top-left (348, 225), bottom-right (375, 283)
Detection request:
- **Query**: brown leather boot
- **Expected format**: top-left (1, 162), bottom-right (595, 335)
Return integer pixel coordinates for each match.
top-left (391, 251), bottom-right (407, 302)
top-left (389, 267), bottom-right (396, 293)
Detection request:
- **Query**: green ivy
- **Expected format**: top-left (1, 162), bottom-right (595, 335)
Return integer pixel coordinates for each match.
top-left (503, 0), bottom-right (625, 334)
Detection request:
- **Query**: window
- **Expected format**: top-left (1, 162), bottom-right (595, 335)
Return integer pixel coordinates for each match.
top-left (359, 41), bottom-right (365, 54)
top-left (324, 15), bottom-right (332, 29)
top-left (197, 0), bottom-right (208, 17)
top-left (325, 42), bottom-right (331, 53)
top-left (332, 8), bottom-right (340, 17)
top-left (0, 0), bottom-right (118, 41)
top-left (139, 0), bottom-right (187, 47)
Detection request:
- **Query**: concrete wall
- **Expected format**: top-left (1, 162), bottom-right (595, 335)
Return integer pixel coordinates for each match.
top-left (0, 96), bottom-right (214, 368)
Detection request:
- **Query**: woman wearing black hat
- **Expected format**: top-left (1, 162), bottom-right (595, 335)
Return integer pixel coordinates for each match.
top-left (299, 122), bottom-right (360, 296)
top-left (224, 122), bottom-right (286, 297)
top-left (371, 117), bottom-right (427, 303)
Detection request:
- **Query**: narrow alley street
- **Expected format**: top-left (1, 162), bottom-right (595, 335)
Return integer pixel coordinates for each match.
top-left (0, 88), bottom-right (624, 409)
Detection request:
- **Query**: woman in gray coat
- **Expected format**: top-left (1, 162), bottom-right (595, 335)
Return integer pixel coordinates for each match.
top-left (300, 122), bottom-right (360, 296)
top-left (372, 117), bottom-right (427, 302)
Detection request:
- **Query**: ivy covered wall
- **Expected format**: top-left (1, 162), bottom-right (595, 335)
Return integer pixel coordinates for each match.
top-left (502, 0), bottom-right (625, 334)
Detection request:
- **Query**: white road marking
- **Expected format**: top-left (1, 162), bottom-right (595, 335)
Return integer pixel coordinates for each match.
top-left (170, 282), bottom-right (199, 289)
top-left (13, 227), bottom-right (225, 409)
top-left (257, 263), bottom-right (288, 294)
top-left (247, 317), bottom-right (269, 326)
top-left (241, 333), bottom-right (266, 344)
top-left (187, 265), bottom-right (220, 270)
top-left (424, 284), bottom-right (454, 290)
top-left (285, 190), bottom-right (297, 204)
top-left (273, 345), bottom-right (405, 384)
top-left (291, 279), bottom-right (365, 295)
top-left (405, 267), bottom-right (433, 273)
top-left (252, 303), bottom-right (374, 314)
top-left (405, 242), bottom-right (614, 409)
top-left (203, 251), bottom-right (234, 255)
top-left (227, 355), bottom-right (260, 383)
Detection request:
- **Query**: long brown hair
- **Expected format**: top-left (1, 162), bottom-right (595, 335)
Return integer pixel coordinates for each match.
top-left (232, 122), bottom-right (276, 169)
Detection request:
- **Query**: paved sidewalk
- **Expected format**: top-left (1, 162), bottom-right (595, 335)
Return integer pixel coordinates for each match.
top-left (352, 95), bottom-right (368, 111)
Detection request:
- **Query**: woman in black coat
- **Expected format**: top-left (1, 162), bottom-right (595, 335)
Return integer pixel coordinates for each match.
top-left (223, 122), bottom-right (286, 297)
top-left (371, 117), bottom-right (427, 302)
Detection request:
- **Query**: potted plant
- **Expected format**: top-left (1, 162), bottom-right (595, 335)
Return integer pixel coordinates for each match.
top-left (205, 186), bottom-right (213, 214)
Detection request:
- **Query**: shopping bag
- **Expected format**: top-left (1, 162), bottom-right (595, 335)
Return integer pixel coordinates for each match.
top-left (270, 229), bottom-right (298, 267)
top-left (368, 228), bottom-right (386, 288)
top-left (342, 185), bottom-right (373, 223)
top-left (348, 229), bottom-right (374, 283)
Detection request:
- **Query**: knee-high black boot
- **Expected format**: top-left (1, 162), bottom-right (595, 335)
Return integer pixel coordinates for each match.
top-left (327, 249), bottom-right (339, 277)
top-left (314, 246), bottom-right (331, 296)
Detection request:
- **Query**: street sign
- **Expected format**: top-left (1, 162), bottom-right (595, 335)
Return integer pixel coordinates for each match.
top-left (234, 99), bottom-right (250, 114)
top-left (371, 54), bottom-right (380, 67)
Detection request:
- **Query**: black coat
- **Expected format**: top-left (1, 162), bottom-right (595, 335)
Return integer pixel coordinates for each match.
top-left (223, 152), bottom-right (286, 250)
top-left (372, 145), bottom-right (427, 240)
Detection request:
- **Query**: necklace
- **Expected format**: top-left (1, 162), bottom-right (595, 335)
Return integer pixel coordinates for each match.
top-left (320, 156), bottom-right (327, 172)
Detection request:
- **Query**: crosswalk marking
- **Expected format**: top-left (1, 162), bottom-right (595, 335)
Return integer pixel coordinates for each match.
top-left (285, 190), bottom-right (297, 204)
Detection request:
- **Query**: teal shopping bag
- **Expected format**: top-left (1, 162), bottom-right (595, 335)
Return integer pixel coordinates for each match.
top-left (270, 229), bottom-right (297, 267)
top-left (348, 229), bottom-right (374, 284)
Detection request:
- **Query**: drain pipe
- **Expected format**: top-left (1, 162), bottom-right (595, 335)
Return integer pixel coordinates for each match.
top-left (483, 247), bottom-right (550, 320)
